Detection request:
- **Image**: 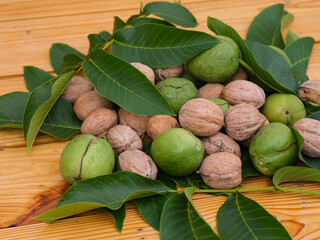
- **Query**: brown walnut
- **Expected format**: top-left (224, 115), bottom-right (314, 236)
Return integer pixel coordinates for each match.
top-left (74, 90), bottom-right (114, 120)
top-left (107, 125), bottom-right (143, 154)
top-left (201, 132), bottom-right (241, 158)
top-left (293, 118), bottom-right (320, 158)
top-left (61, 76), bottom-right (94, 103)
top-left (197, 83), bottom-right (224, 98)
top-left (179, 98), bottom-right (224, 137)
top-left (199, 152), bottom-right (242, 189)
top-left (154, 64), bottom-right (184, 83)
top-left (131, 62), bottom-right (155, 85)
top-left (240, 119), bottom-right (269, 147)
top-left (146, 115), bottom-right (179, 140)
top-left (226, 68), bottom-right (247, 83)
top-left (81, 108), bottom-right (118, 137)
top-left (298, 80), bottom-right (320, 105)
top-left (224, 103), bottom-right (268, 141)
top-left (119, 149), bottom-right (158, 179)
top-left (221, 80), bottom-right (265, 108)
top-left (118, 108), bottom-right (148, 136)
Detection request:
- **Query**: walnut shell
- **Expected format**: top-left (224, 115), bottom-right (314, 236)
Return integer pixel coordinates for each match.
top-left (74, 90), bottom-right (114, 120)
top-left (179, 98), bottom-right (224, 137)
top-left (226, 68), bottom-right (247, 83)
top-left (107, 125), bottom-right (143, 154)
top-left (298, 80), bottom-right (320, 105)
top-left (81, 108), bottom-right (118, 137)
top-left (119, 150), bottom-right (158, 179)
top-left (293, 118), bottom-right (320, 158)
top-left (197, 83), bottom-right (224, 98)
top-left (221, 80), bottom-right (265, 108)
top-left (131, 62), bottom-right (155, 85)
top-left (118, 108), bottom-right (148, 136)
top-left (225, 103), bottom-right (268, 141)
top-left (61, 76), bottom-right (94, 103)
top-left (201, 132), bottom-right (241, 158)
top-left (154, 64), bottom-right (184, 83)
top-left (240, 119), bottom-right (269, 147)
top-left (146, 115), bottom-right (179, 140)
top-left (199, 152), bottom-right (242, 189)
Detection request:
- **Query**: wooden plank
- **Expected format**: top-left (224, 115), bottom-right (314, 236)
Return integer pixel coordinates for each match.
top-left (0, 0), bottom-right (319, 77)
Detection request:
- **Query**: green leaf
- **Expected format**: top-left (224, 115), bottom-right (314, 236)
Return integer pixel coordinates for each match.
top-left (134, 193), bottom-right (174, 231)
top-left (50, 43), bottom-right (85, 74)
top-left (169, 173), bottom-right (204, 188)
top-left (99, 31), bottom-right (112, 41)
top-left (308, 111), bottom-right (320, 119)
top-left (34, 171), bottom-right (170, 223)
top-left (0, 92), bottom-right (81, 139)
top-left (23, 66), bottom-right (54, 91)
top-left (61, 53), bottom-right (84, 73)
top-left (286, 30), bottom-right (299, 47)
top-left (284, 37), bottom-right (314, 79)
top-left (281, 10), bottom-right (294, 31)
top-left (291, 128), bottom-right (320, 171)
top-left (241, 147), bottom-right (261, 179)
top-left (207, 17), bottom-right (296, 94)
top-left (246, 4), bottom-right (287, 49)
top-left (160, 188), bottom-right (221, 240)
top-left (112, 23), bottom-right (219, 68)
top-left (83, 48), bottom-right (175, 116)
top-left (23, 71), bottom-right (77, 151)
top-left (88, 34), bottom-right (107, 53)
top-left (101, 205), bottom-right (126, 233)
top-left (217, 191), bottom-right (291, 240)
top-left (156, 170), bottom-right (178, 190)
top-left (273, 166), bottom-right (320, 186)
top-left (131, 17), bottom-right (175, 27)
top-left (143, 1), bottom-right (197, 28)
top-left (113, 16), bottom-right (127, 33)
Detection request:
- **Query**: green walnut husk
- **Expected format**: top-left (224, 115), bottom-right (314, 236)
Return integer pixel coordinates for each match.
top-left (206, 97), bottom-right (230, 113)
top-left (186, 35), bottom-right (240, 83)
top-left (249, 122), bottom-right (298, 176)
top-left (262, 93), bottom-right (307, 126)
top-left (180, 63), bottom-right (206, 88)
top-left (151, 128), bottom-right (204, 177)
top-left (60, 134), bottom-right (115, 184)
top-left (156, 77), bottom-right (198, 114)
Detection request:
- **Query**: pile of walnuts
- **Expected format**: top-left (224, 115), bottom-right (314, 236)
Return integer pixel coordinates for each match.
top-left (61, 62), bottom-right (320, 189)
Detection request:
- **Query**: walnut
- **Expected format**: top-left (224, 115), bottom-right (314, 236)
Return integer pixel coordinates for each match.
top-left (154, 64), bottom-right (184, 83)
top-left (226, 68), bottom-right (247, 83)
top-left (81, 108), bottom-right (118, 137)
top-left (221, 80), bottom-right (265, 108)
top-left (179, 98), bottom-right (224, 137)
top-left (107, 125), bottom-right (143, 154)
top-left (293, 118), bottom-right (320, 158)
top-left (119, 149), bottom-right (158, 179)
top-left (131, 62), bottom-right (155, 85)
top-left (118, 108), bottom-right (148, 136)
top-left (298, 80), bottom-right (320, 105)
top-left (61, 76), bottom-right (94, 103)
top-left (74, 90), bottom-right (114, 120)
top-left (240, 119), bottom-right (269, 147)
top-left (201, 132), bottom-right (241, 158)
top-left (224, 103), bottom-right (268, 141)
top-left (146, 115), bottom-right (179, 140)
top-left (197, 83), bottom-right (224, 98)
top-left (199, 152), bottom-right (242, 189)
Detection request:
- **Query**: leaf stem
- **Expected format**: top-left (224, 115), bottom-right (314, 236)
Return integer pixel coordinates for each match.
top-left (239, 59), bottom-right (255, 75)
top-left (102, 39), bottom-right (115, 51)
top-left (165, 186), bottom-right (320, 196)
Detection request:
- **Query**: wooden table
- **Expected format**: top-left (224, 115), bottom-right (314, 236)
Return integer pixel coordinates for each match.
top-left (0, 0), bottom-right (319, 239)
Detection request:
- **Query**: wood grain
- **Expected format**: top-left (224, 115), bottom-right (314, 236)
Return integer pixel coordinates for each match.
top-left (0, 0), bottom-right (320, 239)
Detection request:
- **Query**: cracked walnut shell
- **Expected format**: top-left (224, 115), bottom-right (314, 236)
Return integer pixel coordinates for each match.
top-left (154, 64), bottom-right (184, 83)
top-left (179, 98), bottom-right (224, 137)
top-left (298, 80), bottom-right (320, 105)
top-left (201, 132), bottom-right (241, 158)
top-left (199, 152), bottom-right (242, 189)
top-left (221, 80), bottom-right (265, 108)
top-left (293, 118), bottom-right (320, 158)
top-left (107, 125), bottom-right (143, 154)
top-left (224, 103), bottom-right (268, 141)
top-left (119, 150), bottom-right (158, 179)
